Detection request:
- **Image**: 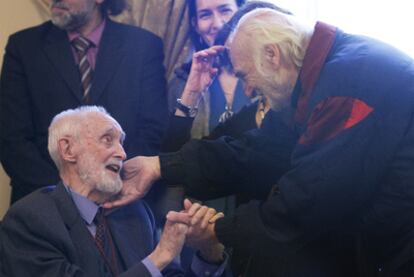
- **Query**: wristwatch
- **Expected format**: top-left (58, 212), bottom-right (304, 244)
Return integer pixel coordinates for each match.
top-left (176, 98), bottom-right (198, 117)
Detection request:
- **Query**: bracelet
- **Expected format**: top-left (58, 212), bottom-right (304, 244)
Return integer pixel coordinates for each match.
top-left (176, 98), bottom-right (198, 118)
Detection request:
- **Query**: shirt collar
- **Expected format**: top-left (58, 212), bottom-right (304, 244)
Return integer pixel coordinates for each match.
top-left (293, 21), bottom-right (337, 124)
top-left (64, 184), bottom-right (99, 225)
top-left (67, 18), bottom-right (106, 47)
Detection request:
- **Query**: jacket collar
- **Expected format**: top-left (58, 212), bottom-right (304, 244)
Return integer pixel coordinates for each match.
top-left (294, 21), bottom-right (337, 124)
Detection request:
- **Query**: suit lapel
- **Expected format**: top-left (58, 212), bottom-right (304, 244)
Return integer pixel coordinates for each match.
top-left (108, 204), bottom-right (153, 269)
top-left (90, 19), bottom-right (126, 103)
top-left (51, 183), bottom-right (105, 276)
top-left (42, 23), bottom-right (83, 103)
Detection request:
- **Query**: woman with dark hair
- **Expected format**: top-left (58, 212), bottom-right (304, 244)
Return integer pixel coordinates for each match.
top-left (187, 0), bottom-right (246, 52)
top-left (169, 0), bottom-right (250, 141)
top-left (168, 0), bottom-right (254, 220)
top-left (165, 0), bottom-right (251, 269)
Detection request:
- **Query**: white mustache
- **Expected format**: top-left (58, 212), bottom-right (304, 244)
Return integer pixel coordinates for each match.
top-left (105, 160), bottom-right (123, 170)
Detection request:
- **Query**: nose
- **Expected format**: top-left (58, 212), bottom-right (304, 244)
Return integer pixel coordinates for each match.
top-left (212, 13), bottom-right (225, 30)
top-left (244, 83), bottom-right (255, 98)
top-left (114, 143), bottom-right (127, 161)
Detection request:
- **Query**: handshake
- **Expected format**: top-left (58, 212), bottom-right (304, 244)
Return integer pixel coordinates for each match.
top-left (148, 199), bottom-right (225, 271)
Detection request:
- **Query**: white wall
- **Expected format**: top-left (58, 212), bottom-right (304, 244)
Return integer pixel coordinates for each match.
top-left (0, 1), bottom-right (48, 219)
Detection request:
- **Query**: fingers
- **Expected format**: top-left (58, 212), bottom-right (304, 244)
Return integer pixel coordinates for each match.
top-left (184, 200), bottom-right (224, 227)
top-left (102, 194), bottom-right (135, 209)
top-left (208, 212), bottom-right (224, 224)
top-left (191, 205), bottom-right (208, 225)
top-left (209, 67), bottom-right (219, 78)
top-left (193, 45), bottom-right (226, 58)
top-left (201, 208), bottom-right (218, 229)
top-left (187, 202), bottom-right (202, 216)
top-left (121, 157), bottom-right (140, 180)
top-left (166, 211), bottom-right (191, 225)
top-left (193, 46), bottom-right (226, 64)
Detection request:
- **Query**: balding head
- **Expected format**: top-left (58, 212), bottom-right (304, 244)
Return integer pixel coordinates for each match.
top-left (48, 106), bottom-right (126, 202)
top-left (229, 8), bottom-right (310, 68)
top-left (48, 106), bottom-right (124, 170)
top-left (227, 8), bottom-right (312, 111)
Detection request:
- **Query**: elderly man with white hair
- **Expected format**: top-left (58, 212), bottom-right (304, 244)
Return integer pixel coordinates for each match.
top-left (105, 8), bottom-right (414, 277)
top-left (0, 106), bottom-right (228, 277)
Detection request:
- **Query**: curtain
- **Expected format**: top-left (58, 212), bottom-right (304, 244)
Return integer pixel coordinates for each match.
top-left (34, 0), bottom-right (191, 81)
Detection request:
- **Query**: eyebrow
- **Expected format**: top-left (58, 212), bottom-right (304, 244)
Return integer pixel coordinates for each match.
top-left (217, 4), bottom-right (234, 9)
top-left (101, 127), bottom-right (125, 143)
top-left (198, 4), bottom-right (233, 14)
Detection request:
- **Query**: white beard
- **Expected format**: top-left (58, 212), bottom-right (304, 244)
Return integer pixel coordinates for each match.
top-left (78, 155), bottom-right (122, 196)
top-left (257, 74), bottom-right (293, 111)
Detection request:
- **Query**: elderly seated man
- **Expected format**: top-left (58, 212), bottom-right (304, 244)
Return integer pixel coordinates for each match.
top-left (0, 106), bottom-right (227, 277)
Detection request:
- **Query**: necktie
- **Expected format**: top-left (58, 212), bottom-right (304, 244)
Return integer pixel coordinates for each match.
top-left (94, 208), bottom-right (119, 276)
top-left (94, 208), bottom-right (106, 254)
top-left (72, 36), bottom-right (93, 103)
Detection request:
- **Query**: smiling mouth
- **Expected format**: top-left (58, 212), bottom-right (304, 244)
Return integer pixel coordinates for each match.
top-left (106, 164), bottom-right (121, 174)
top-left (209, 32), bottom-right (218, 39)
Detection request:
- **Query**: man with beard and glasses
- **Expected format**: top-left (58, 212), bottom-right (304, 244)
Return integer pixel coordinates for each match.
top-left (0, 106), bottom-right (229, 277)
top-left (0, 0), bottom-right (168, 204)
top-left (104, 8), bottom-right (414, 277)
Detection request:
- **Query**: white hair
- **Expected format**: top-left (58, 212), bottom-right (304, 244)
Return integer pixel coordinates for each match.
top-left (48, 106), bottom-right (110, 170)
top-left (233, 8), bottom-right (312, 75)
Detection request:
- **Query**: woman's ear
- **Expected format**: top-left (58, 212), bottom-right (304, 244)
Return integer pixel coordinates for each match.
top-left (263, 43), bottom-right (281, 70)
top-left (58, 137), bottom-right (77, 163)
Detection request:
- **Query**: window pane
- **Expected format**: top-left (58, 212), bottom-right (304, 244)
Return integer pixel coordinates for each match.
top-left (267, 0), bottom-right (414, 57)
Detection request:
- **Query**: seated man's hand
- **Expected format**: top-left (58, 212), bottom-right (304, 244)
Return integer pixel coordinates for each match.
top-left (184, 199), bottom-right (225, 263)
top-left (103, 156), bottom-right (161, 209)
top-left (149, 211), bottom-right (191, 270)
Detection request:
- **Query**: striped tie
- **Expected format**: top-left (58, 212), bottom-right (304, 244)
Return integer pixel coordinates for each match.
top-left (72, 36), bottom-right (93, 103)
top-left (94, 208), bottom-right (106, 255)
top-left (94, 208), bottom-right (119, 276)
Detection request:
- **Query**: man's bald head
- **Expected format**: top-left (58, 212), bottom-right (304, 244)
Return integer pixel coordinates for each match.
top-left (228, 8), bottom-right (310, 71)
top-left (227, 8), bottom-right (312, 111)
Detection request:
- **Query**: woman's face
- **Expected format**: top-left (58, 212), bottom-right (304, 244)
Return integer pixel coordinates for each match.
top-left (193, 0), bottom-right (238, 46)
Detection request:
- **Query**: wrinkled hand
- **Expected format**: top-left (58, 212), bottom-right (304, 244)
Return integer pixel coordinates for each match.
top-left (184, 199), bottom-right (225, 262)
top-left (103, 156), bottom-right (161, 209)
top-left (149, 211), bottom-right (191, 270)
top-left (180, 46), bottom-right (226, 107)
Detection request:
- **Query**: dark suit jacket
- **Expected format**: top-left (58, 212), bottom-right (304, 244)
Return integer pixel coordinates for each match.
top-left (0, 19), bottom-right (168, 201)
top-left (0, 183), bottom-right (187, 276)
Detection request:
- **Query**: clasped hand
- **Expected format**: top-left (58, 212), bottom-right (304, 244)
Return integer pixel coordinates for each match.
top-left (150, 199), bottom-right (225, 270)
